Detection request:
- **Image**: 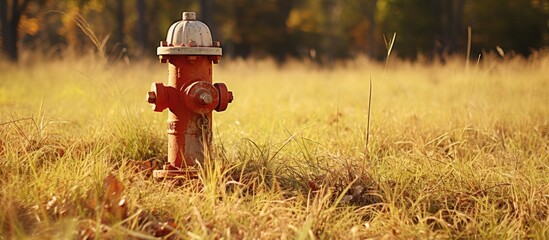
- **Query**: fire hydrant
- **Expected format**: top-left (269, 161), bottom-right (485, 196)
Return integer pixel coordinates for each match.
top-left (147, 12), bottom-right (233, 179)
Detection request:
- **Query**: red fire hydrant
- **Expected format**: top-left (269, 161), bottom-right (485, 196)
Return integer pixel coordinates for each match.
top-left (147, 12), bottom-right (233, 179)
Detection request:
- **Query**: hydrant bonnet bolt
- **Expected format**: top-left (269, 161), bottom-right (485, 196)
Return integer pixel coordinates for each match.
top-left (148, 82), bottom-right (168, 112)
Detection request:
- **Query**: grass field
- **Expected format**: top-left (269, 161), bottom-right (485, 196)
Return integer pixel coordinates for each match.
top-left (0, 53), bottom-right (548, 239)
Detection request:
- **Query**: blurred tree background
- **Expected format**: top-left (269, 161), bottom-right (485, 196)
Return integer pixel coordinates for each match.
top-left (0, 0), bottom-right (548, 63)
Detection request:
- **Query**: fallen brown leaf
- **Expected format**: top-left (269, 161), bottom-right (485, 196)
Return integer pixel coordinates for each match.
top-left (102, 174), bottom-right (128, 221)
top-left (103, 174), bottom-right (125, 200)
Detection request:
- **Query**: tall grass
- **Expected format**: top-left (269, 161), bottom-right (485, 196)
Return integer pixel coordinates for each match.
top-left (0, 52), bottom-right (548, 238)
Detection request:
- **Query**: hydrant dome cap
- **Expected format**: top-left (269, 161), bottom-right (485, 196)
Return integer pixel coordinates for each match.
top-left (158, 11), bottom-right (222, 56)
top-left (166, 12), bottom-right (212, 47)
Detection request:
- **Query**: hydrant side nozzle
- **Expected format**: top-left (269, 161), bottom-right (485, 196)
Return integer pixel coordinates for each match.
top-left (213, 82), bottom-right (233, 112)
top-left (149, 82), bottom-right (168, 112)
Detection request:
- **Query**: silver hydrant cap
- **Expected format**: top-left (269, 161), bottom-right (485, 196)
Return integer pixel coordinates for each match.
top-left (157, 11), bottom-right (222, 56)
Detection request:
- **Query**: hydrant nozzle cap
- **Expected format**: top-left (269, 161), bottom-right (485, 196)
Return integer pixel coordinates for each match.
top-left (183, 12), bottom-right (196, 21)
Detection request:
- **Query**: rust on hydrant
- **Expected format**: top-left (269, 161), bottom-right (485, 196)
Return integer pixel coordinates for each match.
top-left (148, 11), bottom-right (233, 179)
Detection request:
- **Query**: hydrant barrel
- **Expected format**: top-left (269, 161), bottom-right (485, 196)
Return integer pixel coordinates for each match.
top-left (149, 12), bottom-right (232, 178)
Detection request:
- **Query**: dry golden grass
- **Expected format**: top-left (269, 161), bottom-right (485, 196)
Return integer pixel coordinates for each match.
top-left (0, 52), bottom-right (548, 239)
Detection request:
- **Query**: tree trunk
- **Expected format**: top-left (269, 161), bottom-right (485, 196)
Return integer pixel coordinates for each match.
top-left (321, 0), bottom-right (338, 65)
top-left (366, 0), bottom-right (379, 59)
top-left (451, 0), bottom-right (464, 52)
top-left (273, 0), bottom-right (293, 62)
top-left (442, 0), bottom-right (464, 55)
top-left (1, 0), bottom-right (29, 62)
top-left (200, 0), bottom-right (217, 40)
top-left (114, 0), bottom-right (125, 45)
top-left (135, 0), bottom-right (147, 53)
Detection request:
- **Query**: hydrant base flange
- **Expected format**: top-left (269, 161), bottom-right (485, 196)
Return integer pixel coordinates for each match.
top-left (153, 169), bottom-right (199, 180)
